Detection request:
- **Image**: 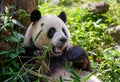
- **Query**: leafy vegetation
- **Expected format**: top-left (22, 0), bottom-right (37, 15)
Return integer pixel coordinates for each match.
top-left (0, 6), bottom-right (27, 81)
top-left (0, 0), bottom-right (120, 82)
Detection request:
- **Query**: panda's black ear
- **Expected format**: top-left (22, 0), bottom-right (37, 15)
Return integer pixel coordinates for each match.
top-left (30, 10), bottom-right (41, 22)
top-left (58, 11), bottom-right (66, 23)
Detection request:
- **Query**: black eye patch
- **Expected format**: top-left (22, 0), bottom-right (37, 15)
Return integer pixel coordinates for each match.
top-left (48, 27), bottom-right (56, 39)
top-left (62, 28), bottom-right (67, 37)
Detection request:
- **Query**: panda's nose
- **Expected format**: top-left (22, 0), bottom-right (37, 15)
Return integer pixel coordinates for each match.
top-left (60, 37), bottom-right (67, 43)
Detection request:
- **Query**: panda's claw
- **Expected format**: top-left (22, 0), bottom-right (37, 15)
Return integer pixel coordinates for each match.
top-left (34, 50), bottom-right (44, 56)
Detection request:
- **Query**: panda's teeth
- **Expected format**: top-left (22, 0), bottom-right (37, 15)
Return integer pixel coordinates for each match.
top-left (55, 46), bottom-right (62, 53)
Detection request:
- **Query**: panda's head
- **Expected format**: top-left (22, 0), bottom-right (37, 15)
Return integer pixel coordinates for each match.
top-left (24, 10), bottom-right (70, 56)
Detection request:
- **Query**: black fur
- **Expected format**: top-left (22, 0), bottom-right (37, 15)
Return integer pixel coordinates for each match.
top-left (62, 28), bottom-right (67, 37)
top-left (30, 10), bottom-right (41, 22)
top-left (58, 11), bottom-right (66, 23)
top-left (64, 46), bottom-right (92, 72)
top-left (47, 56), bottom-right (67, 75)
top-left (20, 45), bottom-right (91, 72)
top-left (19, 46), bottom-right (43, 64)
top-left (47, 27), bottom-right (56, 39)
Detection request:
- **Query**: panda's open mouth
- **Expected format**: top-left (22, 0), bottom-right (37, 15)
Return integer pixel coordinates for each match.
top-left (52, 46), bottom-right (63, 54)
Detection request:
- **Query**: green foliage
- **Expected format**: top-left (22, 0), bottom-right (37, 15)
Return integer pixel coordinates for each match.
top-left (0, 0), bottom-right (120, 82)
top-left (0, 6), bottom-right (25, 57)
top-left (0, 6), bottom-right (27, 81)
top-left (95, 48), bottom-right (120, 82)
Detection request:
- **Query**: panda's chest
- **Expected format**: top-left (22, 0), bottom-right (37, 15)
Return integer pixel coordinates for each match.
top-left (49, 56), bottom-right (67, 73)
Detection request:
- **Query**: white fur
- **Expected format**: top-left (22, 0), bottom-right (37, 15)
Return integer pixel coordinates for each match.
top-left (48, 68), bottom-right (101, 82)
top-left (24, 23), bottom-right (33, 47)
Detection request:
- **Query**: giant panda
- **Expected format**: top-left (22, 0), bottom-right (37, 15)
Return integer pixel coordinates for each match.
top-left (22, 10), bottom-right (101, 82)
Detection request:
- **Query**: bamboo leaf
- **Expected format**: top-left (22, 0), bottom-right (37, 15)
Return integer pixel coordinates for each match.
top-left (12, 19), bottom-right (24, 28)
top-left (82, 72), bottom-right (94, 82)
top-left (34, 30), bottom-right (43, 43)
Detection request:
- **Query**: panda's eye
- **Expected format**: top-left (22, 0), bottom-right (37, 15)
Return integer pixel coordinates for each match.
top-left (48, 27), bottom-right (56, 39)
top-left (62, 28), bottom-right (67, 37)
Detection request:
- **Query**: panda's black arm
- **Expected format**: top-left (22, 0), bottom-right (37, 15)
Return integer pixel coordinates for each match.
top-left (19, 46), bottom-right (44, 63)
top-left (23, 47), bottom-right (38, 56)
top-left (19, 47), bottom-right (37, 63)
top-left (64, 46), bottom-right (92, 72)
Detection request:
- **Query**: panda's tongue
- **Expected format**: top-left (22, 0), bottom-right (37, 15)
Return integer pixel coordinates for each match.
top-left (55, 46), bottom-right (62, 54)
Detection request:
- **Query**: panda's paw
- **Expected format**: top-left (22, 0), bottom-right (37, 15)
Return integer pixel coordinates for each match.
top-left (65, 46), bottom-right (88, 61)
top-left (34, 49), bottom-right (44, 56)
top-left (64, 46), bottom-right (92, 71)
top-left (67, 53), bottom-right (89, 69)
